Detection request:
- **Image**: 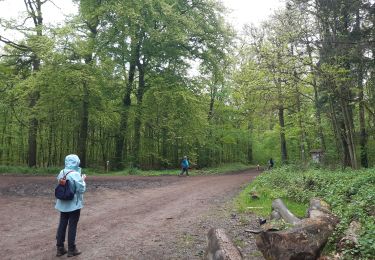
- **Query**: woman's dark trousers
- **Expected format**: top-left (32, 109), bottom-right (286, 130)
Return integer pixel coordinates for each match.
top-left (56, 209), bottom-right (81, 250)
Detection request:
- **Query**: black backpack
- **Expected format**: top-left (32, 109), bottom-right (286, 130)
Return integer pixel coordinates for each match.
top-left (55, 171), bottom-right (75, 200)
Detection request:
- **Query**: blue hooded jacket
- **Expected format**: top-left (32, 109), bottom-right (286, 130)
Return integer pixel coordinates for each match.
top-left (55, 154), bottom-right (86, 212)
top-left (181, 157), bottom-right (189, 169)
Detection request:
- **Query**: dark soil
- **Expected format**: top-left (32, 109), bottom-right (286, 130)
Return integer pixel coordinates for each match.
top-left (0, 170), bottom-right (265, 259)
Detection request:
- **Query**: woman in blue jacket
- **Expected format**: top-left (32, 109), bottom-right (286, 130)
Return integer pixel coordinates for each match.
top-left (179, 156), bottom-right (190, 176)
top-left (55, 154), bottom-right (86, 257)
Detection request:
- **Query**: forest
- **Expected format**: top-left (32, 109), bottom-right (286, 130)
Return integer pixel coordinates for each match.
top-left (0, 0), bottom-right (374, 170)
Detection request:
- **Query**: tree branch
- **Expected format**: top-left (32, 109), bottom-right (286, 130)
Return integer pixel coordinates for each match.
top-left (0, 35), bottom-right (30, 51)
top-left (45, 0), bottom-right (59, 10)
top-left (24, 0), bottom-right (38, 26)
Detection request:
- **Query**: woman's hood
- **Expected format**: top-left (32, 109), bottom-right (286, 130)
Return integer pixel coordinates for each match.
top-left (64, 154), bottom-right (81, 172)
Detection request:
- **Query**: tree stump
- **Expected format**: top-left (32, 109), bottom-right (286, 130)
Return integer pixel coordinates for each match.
top-left (255, 198), bottom-right (339, 260)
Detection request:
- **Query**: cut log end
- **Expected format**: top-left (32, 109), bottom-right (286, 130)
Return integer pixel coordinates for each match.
top-left (205, 228), bottom-right (243, 260)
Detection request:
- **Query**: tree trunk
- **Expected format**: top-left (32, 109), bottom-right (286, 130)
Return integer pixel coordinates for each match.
top-left (208, 83), bottom-right (217, 121)
top-left (161, 127), bottom-right (168, 168)
top-left (133, 57), bottom-right (146, 167)
top-left (295, 87), bottom-right (307, 163)
top-left (328, 94), bottom-right (347, 166)
top-left (355, 7), bottom-right (368, 168)
top-left (278, 105), bottom-right (288, 164)
top-left (114, 54), bottom-right (136, 169)
top-left (339, 86), bottom-right (358, 169)
top-left (307, 42), bottom-right (326, 151)
top-left (247, 122), bottom-right (253, 164)
top-left (28, 89), bottom-right (39, 167)
top-left (358, 73), bottom-right (368, 168)
top-left (26, 0), bottom-right (44, 167)
top-left (78, 80), bottom-right (89, 167)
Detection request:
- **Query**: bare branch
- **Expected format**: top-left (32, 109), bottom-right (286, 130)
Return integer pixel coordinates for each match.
top-left (0, 16), bottom-right (34, 35)
top-left (0, 35), bottom-right (30, 51)
top-left (46, 0), bottom-right (60, 10)
top-left (0, 54), bottom-right (28, 58)
top-left (24, 0), bottom-right (38, 26)
top-left (364, 103), bottom-right (375, 118)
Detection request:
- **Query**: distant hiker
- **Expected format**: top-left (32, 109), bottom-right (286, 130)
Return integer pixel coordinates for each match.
top-left (55, 154), bottom-right (86, 257)
top-left (268, 158), bottom-right (274, 170)
top-left (179, 156), bottom-right (190, 176)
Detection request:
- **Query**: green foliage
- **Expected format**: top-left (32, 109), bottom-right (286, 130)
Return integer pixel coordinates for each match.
top-left (236, 166), bottom-right (375, 259)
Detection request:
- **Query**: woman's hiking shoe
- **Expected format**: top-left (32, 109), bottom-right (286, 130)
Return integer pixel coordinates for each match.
top-left (67, 247), bottom-right (81, 257)
top-left (56, 246), bottom-right (67, 257)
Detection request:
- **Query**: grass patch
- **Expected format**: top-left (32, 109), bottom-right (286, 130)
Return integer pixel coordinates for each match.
top-left (236, 185), bottom-right (307, 217)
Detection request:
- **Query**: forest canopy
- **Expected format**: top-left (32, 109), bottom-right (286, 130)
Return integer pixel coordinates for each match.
top-left (0, 0), bottom-right (374, 170)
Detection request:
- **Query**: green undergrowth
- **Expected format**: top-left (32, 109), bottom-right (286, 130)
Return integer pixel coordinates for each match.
top-left (0, 165), bottom-right (98, 175)
top-left (194, 163), bottom-right (252, 175)
top-left (0, 165), bottom-right (61, 175)
top-left (105, 163), bottom-right (251, 176)
top-left (0, 163), bottom-right (251, 177)
top-left (236, 165), bottom-right (375, 259)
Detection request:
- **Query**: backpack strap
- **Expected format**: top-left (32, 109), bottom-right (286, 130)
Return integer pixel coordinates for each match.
top-left (62, 170), bottom-right (74, 180)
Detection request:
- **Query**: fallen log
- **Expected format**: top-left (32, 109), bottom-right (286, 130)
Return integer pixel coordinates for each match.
top-left (205, 228), bottom-right (242, 260)
top-left (270, 198), bottom-right (301, 225)
top-left (256, 198), bottom-right (339, 260)
top-left (336, 221), bottom-right (361, 252)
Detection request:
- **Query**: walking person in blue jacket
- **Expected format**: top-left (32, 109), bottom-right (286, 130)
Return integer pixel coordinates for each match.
top-left (55, 154), bottom-right (86, 257)
top-left (179, 156), bottom-right (190, 176)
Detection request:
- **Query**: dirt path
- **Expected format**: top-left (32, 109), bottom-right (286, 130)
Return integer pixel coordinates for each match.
top-left (0, 170), bottom-right (263, 259)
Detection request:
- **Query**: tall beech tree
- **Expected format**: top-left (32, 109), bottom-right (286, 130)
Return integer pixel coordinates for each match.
top-left (99, 0), bottom-right (233, 168)
top-left (0, 0), bottom-right (47, 167)
top-left (73, 0), bottom-right (104, 167)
